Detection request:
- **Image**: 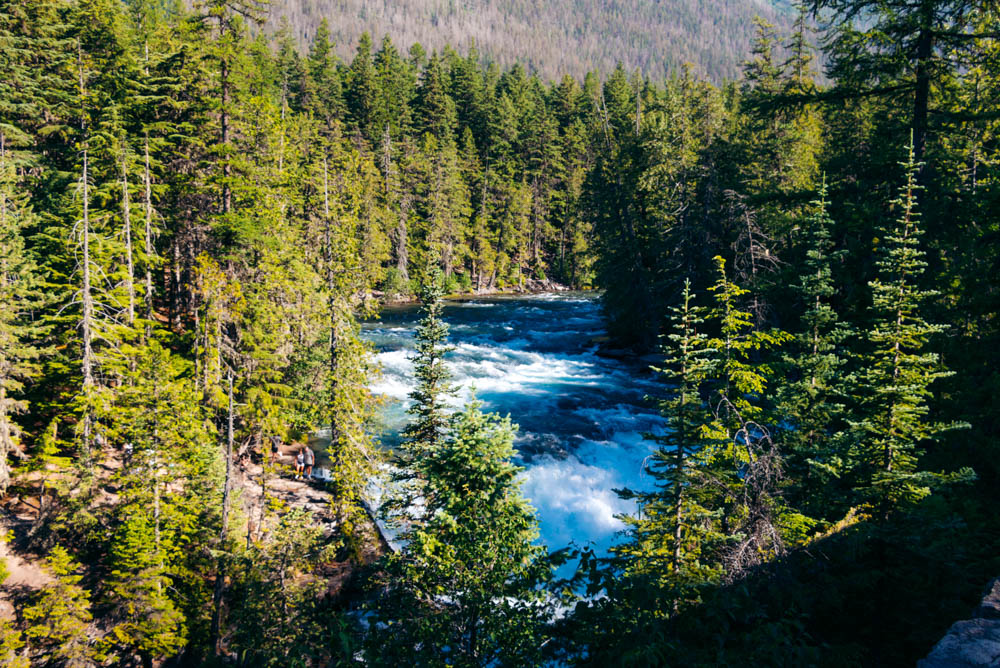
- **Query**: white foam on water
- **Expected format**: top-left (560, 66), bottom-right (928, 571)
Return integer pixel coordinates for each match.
top-left (519, 430), bottom-right (659, 558)
top-left (365, 293), bottom-right (664, 567)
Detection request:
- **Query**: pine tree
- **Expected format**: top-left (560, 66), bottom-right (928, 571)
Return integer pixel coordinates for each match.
top-left (23, 546), bottom-right (102, 665)
top-left (0, 619), bottom-right (27, 668)
top-left (416, 52), bottom-right (458, 142)
top-left (369, 402), bottom-right (552, 667)
top-left (401, 269), bottom-right (455, 458)
top-left (106, 513), bottom-right (187, 666)
top-left (810, 0), bottom-right (989, 161)
top-left (345, 32), bottom-right (378, 141)
top-left (614, 279), bottom-right (719, 614)
top-left (0, 122), bottom-right (43, 496)
top-left (228, 509), bottom-right (339, 666)
top-left (302, 18), bottom-right (344, 130)
top-left (848, 138), bottom-right (970, 512)
top-left (373, 34), bottom-right (415, 146)
top-left (777, 179), bottom-right (852, 519)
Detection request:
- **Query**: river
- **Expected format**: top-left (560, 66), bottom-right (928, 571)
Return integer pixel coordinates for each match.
top-left (362, 292), bottom-right (665, 559)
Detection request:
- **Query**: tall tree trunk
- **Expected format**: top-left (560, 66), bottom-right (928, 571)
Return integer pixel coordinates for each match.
top-left (143, 133), bottom-right (155, 333)
top-left (210, 373), bottom-right (235, 655)
top-left (221, 51), bottom-right (232, 215)
top-left (0, 135), bottom-right (12, 493)
top-left (121, 150), bottom-right (136, 328)
top-left (322, 157), bottom-right (341, 459)
top-left (81, 152), bottom-right (95, 455)
top-left (78, 45), bottom-right (95, 457)
top-left (912, 1), bottom-right (934, 164)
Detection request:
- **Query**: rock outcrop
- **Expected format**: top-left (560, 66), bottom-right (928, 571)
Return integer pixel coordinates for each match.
top-left (919, 578), bottom-right (1000, 667)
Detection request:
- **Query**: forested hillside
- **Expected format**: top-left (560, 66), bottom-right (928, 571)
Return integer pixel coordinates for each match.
top-left (265, 0), bottom-right (797, 81)
top-left (1, 0), bottom-right (999, 666)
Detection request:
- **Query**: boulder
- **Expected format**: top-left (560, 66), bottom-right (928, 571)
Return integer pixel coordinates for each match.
top-left (919, 578), bottom-right (1000, 667)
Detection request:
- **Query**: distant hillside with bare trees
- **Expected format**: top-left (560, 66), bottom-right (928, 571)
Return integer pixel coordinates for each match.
top-left (265, 0), bottom-right (796, 81)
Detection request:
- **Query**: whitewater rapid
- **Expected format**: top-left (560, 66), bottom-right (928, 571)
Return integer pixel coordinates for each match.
top-left (363, 293), bottom-right (665, 560)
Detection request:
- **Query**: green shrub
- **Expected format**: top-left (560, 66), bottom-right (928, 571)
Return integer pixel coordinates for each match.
top-left (381, 268), bottom-right (411, 297)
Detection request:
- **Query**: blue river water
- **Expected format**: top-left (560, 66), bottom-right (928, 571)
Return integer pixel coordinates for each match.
top-left (362, 292), bottom-right (666, 558)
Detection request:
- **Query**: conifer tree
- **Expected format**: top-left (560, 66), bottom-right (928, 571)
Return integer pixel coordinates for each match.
top-left (849, 139), bottom-right (969, 512)
top-left (345, 32), bottom-right (378, 141)
top-left (702, 256), bottom-right (792, 575)
top-left (0, 126), bottom-right (42, 495)
top-left (615, 279), bottom-right (718, 614)
top-left (777, 179), bottom-right (852, 518)
top-left (809, 0), bottom-right (990, 161)
top-left (401, 269), bottom-right (455, 458)
top-left (303, 18), bottom-right (344, 129)
top-left (106, 513), bottom-right (187, 666)
top-left (369, 402), bottom-right (552, 666)
top-left (0, 619), bottom-right (27, 668)
top-left (417, 52), bottom-right (458, 142)
top-left (228, 509), bottom-right (338, 665)
top-left (23, 547), bottom-right (102, 665)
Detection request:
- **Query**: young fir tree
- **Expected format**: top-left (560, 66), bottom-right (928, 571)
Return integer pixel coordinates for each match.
top-left (369, 402), bottom-right (552, 667)
top-left (106, 513), bottom-right (187, 666)
top-left (100, 342), bottom-right (219, 665)
top-left (23, 546), bottom-right (103, 665)
top-left (849, 139), bottom-right (970, 513)
top-left (401, 269), bottom-right (455, 458)
top-left (614, 279), bottom-right (718, 617)
top-left (777, 179), bottom-right (852, 521)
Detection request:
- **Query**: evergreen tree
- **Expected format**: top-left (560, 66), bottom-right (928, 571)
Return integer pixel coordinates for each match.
top-left (0, 122), bottom-right (43, 495)
top-left (848, 139), bottom-right (969, 511)
top-left (809, 0), bottom-right (990, 161)
top-left (345, 32), bottom-right (378, 141)
top-left (701, 256), bottom-right (792, 575)
top-left (0, 619), bottom-right (27, 668)
top-left (401, 270), bottom-right (455, 458)
top-left (614, 280), bottom-right (718, 616)
top-left (303, 18), bottom-right (344, 129)
top-left (106, 513), bottom-right (187, 666)
top-left (777, 179), bottom-right (852, 519)
top-left (369, 402), bottom-right (552, 667)
top-left (228, 509), bottom-right (343, 666)
top-left (23, 547), bottom-right (102, 665)
top-left (416, 52), bottom-right (458, 142)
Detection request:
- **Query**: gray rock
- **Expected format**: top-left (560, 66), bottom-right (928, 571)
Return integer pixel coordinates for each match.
top-left (919, 619), bottom-right (1000, 667)
top-left (920, 578), bottom-right (1000, 667)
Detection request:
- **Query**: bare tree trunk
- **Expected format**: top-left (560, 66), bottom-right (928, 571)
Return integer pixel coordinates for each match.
top-left (210, 373), bottom-right (235, 656)
top-left (121, 150), bottom-right (136, 328)
top-left (221, 56), bottom-right (232, 215)
top-left (143, 133), bottom-right (155, 332)
top-left (81, 153), bottom-right (95, 453)
top-left (171, 240), bottom-right (181, 331)
top-left (323, 156), bottom-right (341, 457)
top-left (0, 135), bottom-right (12, 493)
top-left (78, 44), bottom-right (95, 457)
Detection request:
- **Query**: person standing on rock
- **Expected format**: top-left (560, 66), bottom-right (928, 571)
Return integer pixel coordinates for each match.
top-left (295, 449), bottom-right (305, 479)
top-left (303, 446), bottom-right (315, 480)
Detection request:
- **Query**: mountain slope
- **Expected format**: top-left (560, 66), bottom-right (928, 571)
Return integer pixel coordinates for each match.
top-left (267, 0), bottom-right (797, 82)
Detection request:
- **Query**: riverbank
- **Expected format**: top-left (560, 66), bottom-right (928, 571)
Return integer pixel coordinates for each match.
top-left (376, 277), bottom-right (579, 305)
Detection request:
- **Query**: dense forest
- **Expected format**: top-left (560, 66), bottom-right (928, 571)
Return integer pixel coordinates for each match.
top-left (264, 0), bottom-right (797, 82)
top-left (0, 0), bottom-right (999, 666)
